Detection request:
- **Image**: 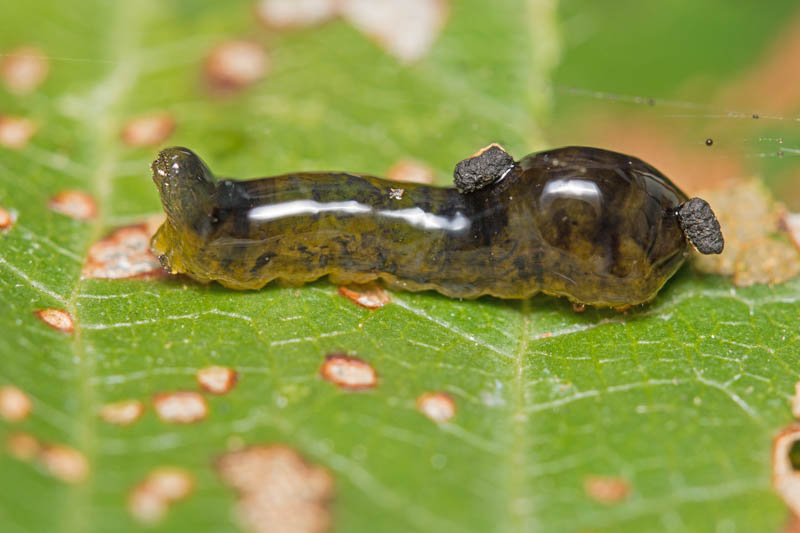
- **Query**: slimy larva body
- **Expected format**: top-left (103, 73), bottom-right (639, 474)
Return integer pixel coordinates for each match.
top-left (151, 145), bottom-right (723, 307)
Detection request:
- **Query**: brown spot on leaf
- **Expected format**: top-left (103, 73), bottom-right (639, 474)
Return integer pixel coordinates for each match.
top-left (35, 308), bottom-right (74, 333)
top-left (6, 432), bottom-right (41, 461)
top-left (48, 190), bottom-right (96, 220)
top-left (205, 40), bottom-right (269, 92)
top-left (337, 282), bottom-right (390, 309)
top-left (255, 0), bottom-right (338, 28)
top-left (0, 46), bottom-right (49, 94)
top-left (121, 112), bottom-right (176, 148)
top-left (416, 392), bottom-right (455, 423)
top-left (0, 206), bottom-right (17, 231)
top-left (128, 467), bottom-right (194, 525)
top-left (82, 223), bottom-right (165, 279)
top-left (320, 353), bottom-right (377, 390)
top-left (153, 391), bottom-right (208, 424)
top-left (339, 0), bottom-right (449, 63)
top-left (584, 475), bottom-right (630, 504)
top-left (773, 425), bottom-right (800, 516)
top-left (693, 182), bottom-right (800, 286)
top-left (217, 445), bottom-right (334, 533)
top-left (0, 385), bottom-right (32, 422)
top-left (40, 444), bottom-right (90, 484)
top-left (0, 115), bottom-right (36, 149)
top-left (197, 366), bottom-right (238, 395)
top-left (386, 159), bottom-right (434, 184)
top-left (99, 399), bottom-right (145, 426)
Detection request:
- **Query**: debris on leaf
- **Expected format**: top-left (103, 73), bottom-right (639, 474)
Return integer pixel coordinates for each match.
top-left (82, 222), bottom-right (165, 279)
top-left (693, 182), bottom-right (800, 286)
top-left (416, 392), bottom-right (455, 423)
top-left (48, 190), bottom-right (97, 221)
top-left (205, 40), bottom-right (269, 92)
top-left (197, 366), bottom-right (238, 395)
top-left (121, 112), bottom-right (176, 147)
top-left (128, 467), bottom-right (194, 525)
top-left (320, 352), bottom-right (378, 390)
top-left (583, 475), bottom-right (630, 504)
top-left (217, 445), bottom-right (334, 533)
top-left (0, 115), bottom-right (36, 149)
top-left (0, 46), bottom-right (49, 94)
top-left (337, 282), bottom-right (390, 309)
top-left (99, 399), bottom-right (145, 426)
top-left (153, 391), bottom-right (208, 424)
top-left (34, 308), bottom-right (74, 333)
top-left (0, 385), bottom-right (32, 422)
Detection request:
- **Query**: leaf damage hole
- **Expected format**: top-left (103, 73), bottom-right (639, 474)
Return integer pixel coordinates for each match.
top-left (204, 40), bottom-right (269, 92)
top-left (320, 352), bottom-right (378, 390)
top-left (0, 206), bottom-right (18, 231)
top-left (773, 425), bottom-right (800, 516)
top-left (694, 182), bottom-right (800, 286)
top-left (48, 190), bottom-right (97, 221)
top-left (82, 221), bottom-right (165, 280)
top-left (255, 0), bottom-right (338, 29)
top-left (6, 432), bottom-right (90, 484)
top-left (128, 467), bottom-right (194, 525)
top-left (337, 282), bottom-right (391, 309)
top-left (0, 115), bottom-right (36, 149)
top-left (583, 475), bottom-right (630, 504)
top-left (197, 365), bottom-right (238, 395)
top-left (99, 399), bottom-right (145, 426)
top-left (0, 45), bottom-right (49, 94)
top-left (416, 391), bottom-right (455, 423)
top-left (153, 391), bottom-right (208, 424)
top-left (34, 308), bottom-right (74, 333)
top-left (386, 159), bottom-right (435, 184)
top-left (121, 112), bottom-right (176, 148)
top-left (216, 445), bottom-right (334, 533)
top-left (0, 385), bottom-right (32, 422)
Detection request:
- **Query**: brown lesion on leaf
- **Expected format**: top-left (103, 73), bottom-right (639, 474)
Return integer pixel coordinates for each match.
top-left (583, 475), bottom-right (630, 504)
top-left (216, 444), bottom-right (334, 533)
top-left (386, 159), bottom-right (435, 184)
top-left (34, 308), bottom-right (74, 333)
top-left (319, 352), bottom-right (378, 390)
top-left (204, 40), bottom-right (269, 93)
top-left (692, 182), bottom-right (800, 286)
top-left (0, 115), bottom-right (36, 149)
top-left (0, 46), bottom-right (49, 94)
top-left (0, 206), bottom-right (17, 231)
top-left (121, 112), bottom-right (176, 148)
top-left (196, 365), bottom-right (238, 395)
top-left (6, 431), bottom-right (90, 484)
top-left (48, 190), bottom-right (97, 221)
top-left (0, 385), bottom-right (32, 422)
top-left (99, 399), bottom-right (145, 426)
top-left (255, 0), bottom-right (338, 29)
top-left (128, 467), bottom-right (194, 525)
top-left (337, 282), bottom-right (391, 309)
top-left (153, 391), bottom-right (208, 424)
top-left (81, 220), bottom-right (166, 280)
top-left (416, 391), bottom-right (455, 423)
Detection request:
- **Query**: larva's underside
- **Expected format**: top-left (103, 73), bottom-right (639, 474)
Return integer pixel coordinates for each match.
top-left (151, 145), bottom-right (723, 307)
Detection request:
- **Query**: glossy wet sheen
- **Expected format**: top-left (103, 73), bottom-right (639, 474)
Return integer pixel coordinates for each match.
top-left (151, 146), bottom-right (691, 306)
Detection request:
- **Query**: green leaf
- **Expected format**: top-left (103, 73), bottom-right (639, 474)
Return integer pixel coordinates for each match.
top-left (1, 1), bottom-right (798, 533)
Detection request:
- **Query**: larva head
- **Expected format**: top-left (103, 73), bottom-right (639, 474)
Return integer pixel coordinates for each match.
top-left (151, 147), bottom-right (216, 231)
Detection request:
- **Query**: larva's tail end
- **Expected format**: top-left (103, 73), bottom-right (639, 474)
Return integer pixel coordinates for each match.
top-left (677, 197), bottom-right (724, 255)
